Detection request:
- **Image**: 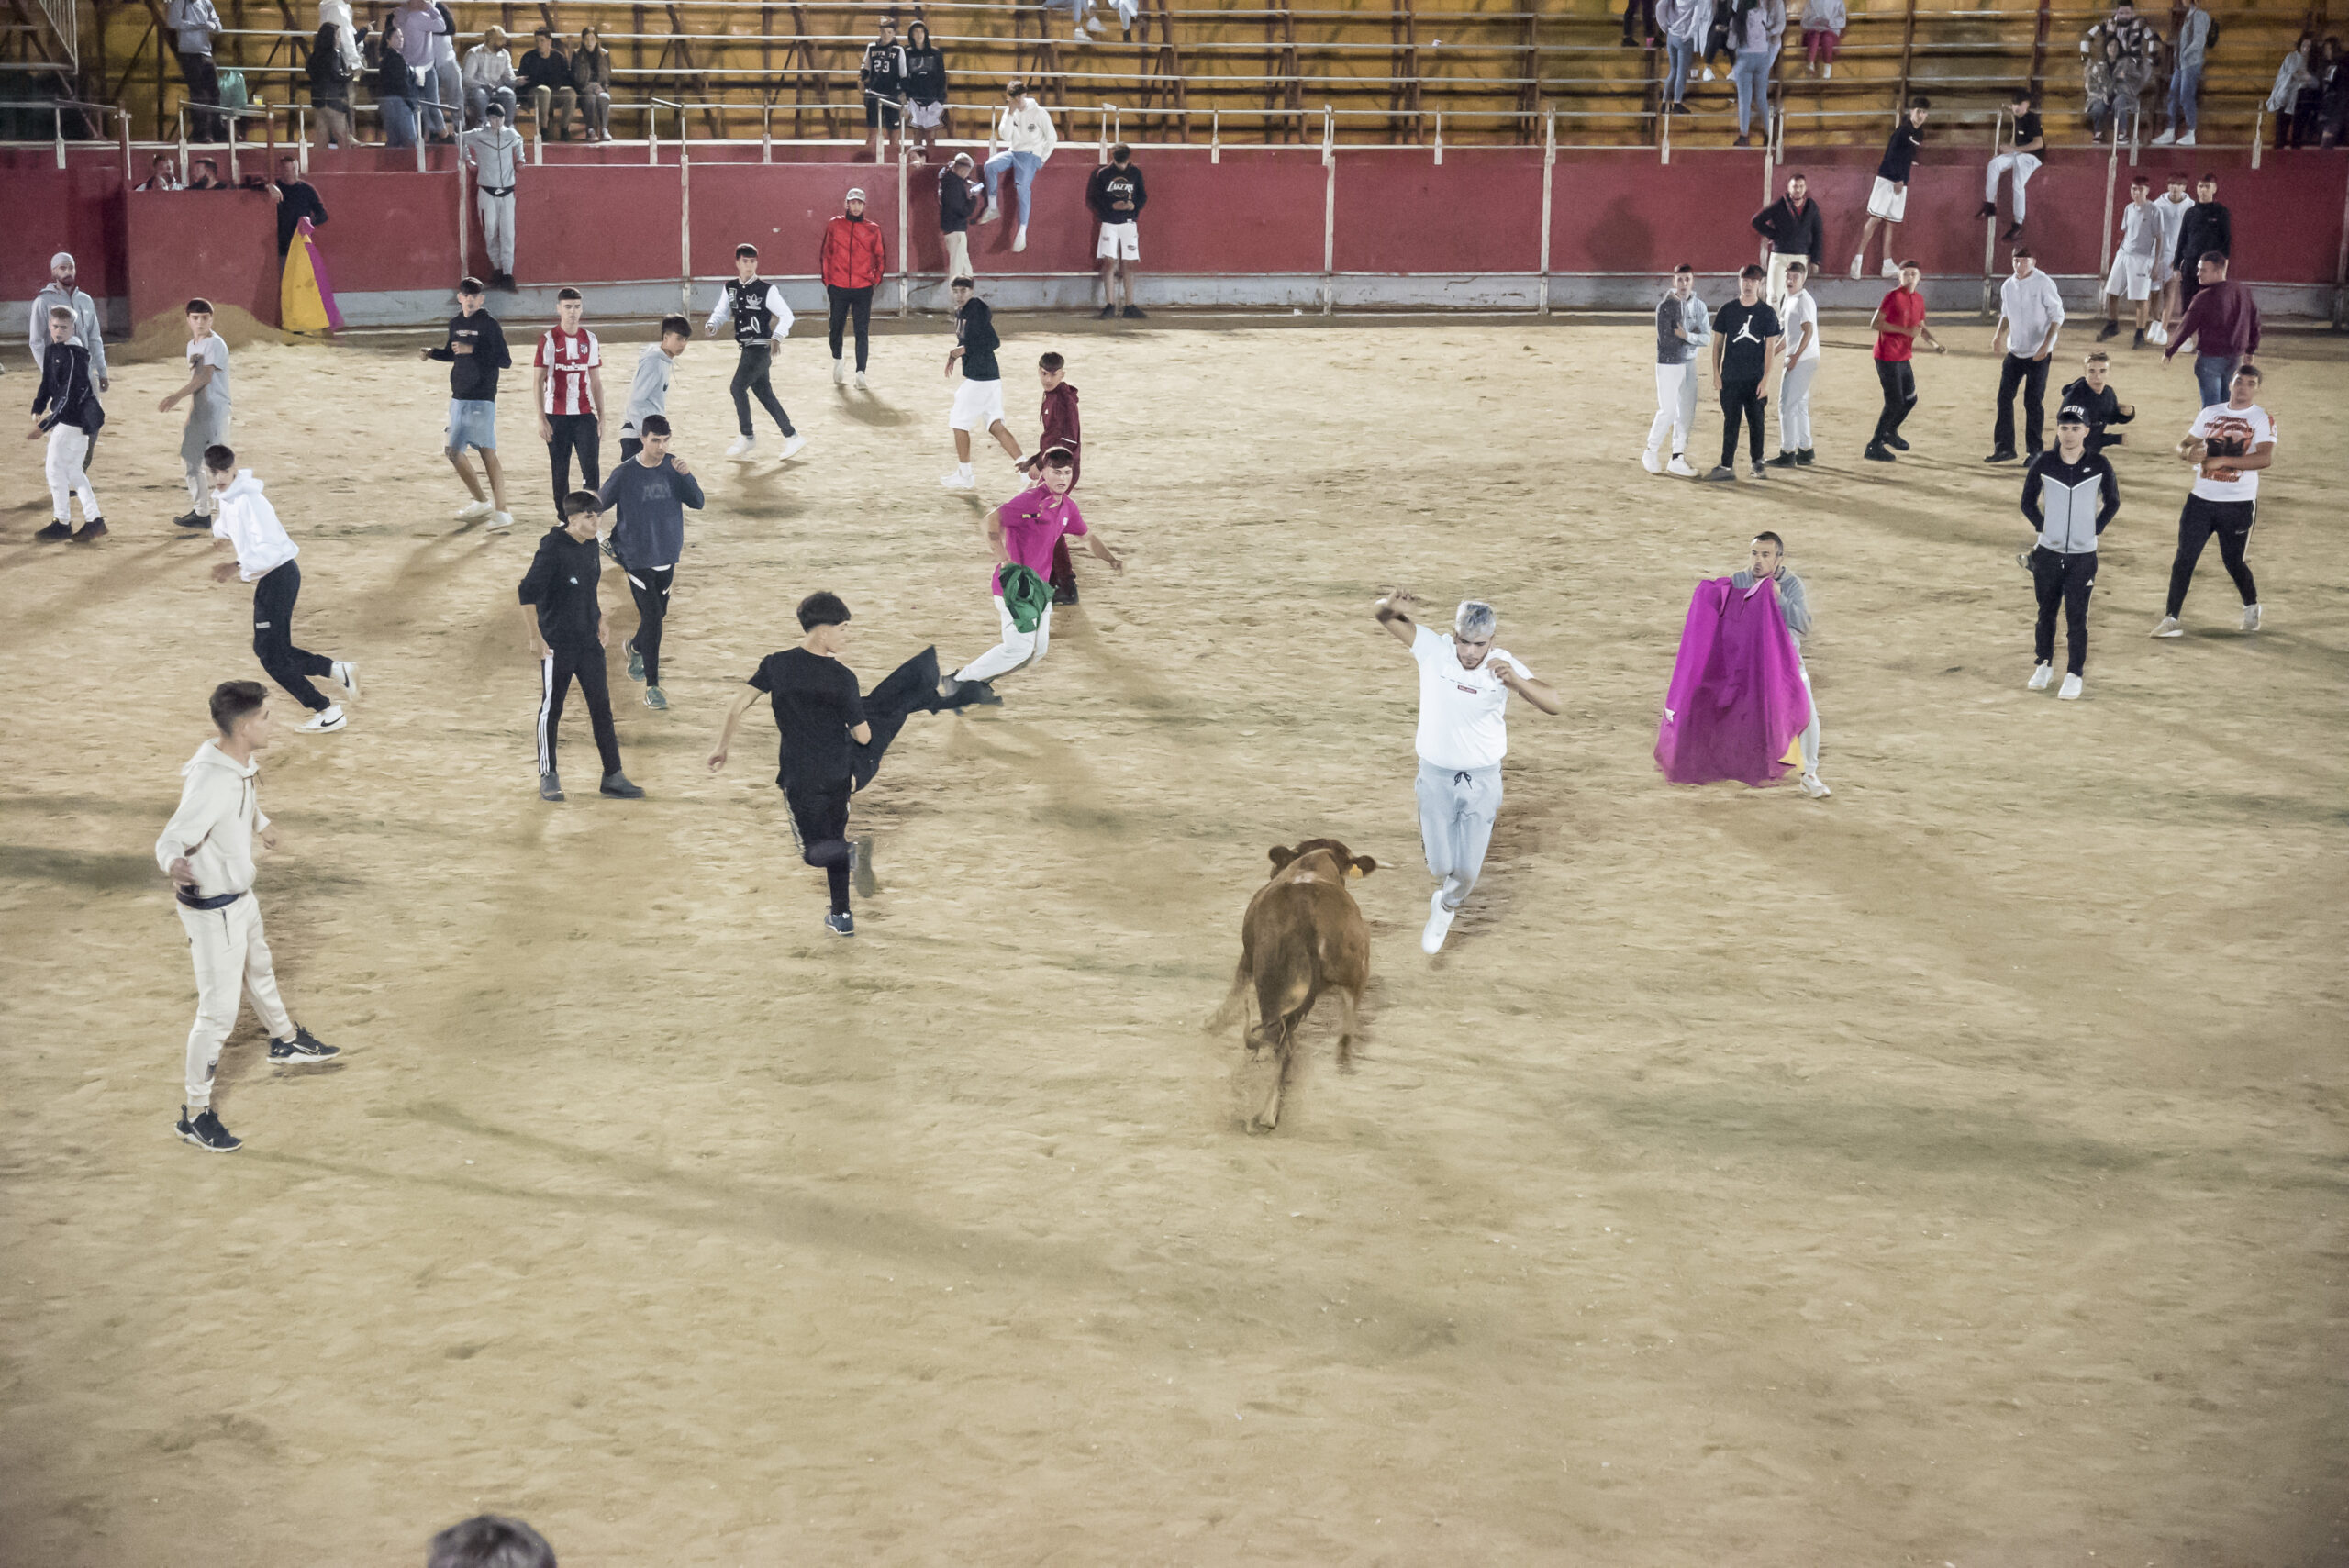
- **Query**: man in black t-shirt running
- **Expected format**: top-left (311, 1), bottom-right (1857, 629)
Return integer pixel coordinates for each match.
top-left (706, 592), bottom-right (982, 935)
top-left (1705, 265), bottom-right (1783, 482)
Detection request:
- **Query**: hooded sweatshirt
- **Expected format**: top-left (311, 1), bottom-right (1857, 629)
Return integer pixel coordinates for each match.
top-left (155, 738), bottom-right (269, 902)
top-left (996, 95), bottom-right (1058, 161)
top-left (1040, 380), bottom-right (1081, 484)
top-left (212, 470), bottom-right (299, 580)
top-left (29, 284), bottom-right (106, 382)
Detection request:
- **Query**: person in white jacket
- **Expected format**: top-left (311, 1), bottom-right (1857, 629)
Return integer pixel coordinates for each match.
top-left (462, 25), bottom-right (518, 128)
top-left (980, 80), bottom-right (1057, 252)
top-left (201, 446), bottom-right (360, 732)
top-left (155, 679), bottom-right (341, 1153)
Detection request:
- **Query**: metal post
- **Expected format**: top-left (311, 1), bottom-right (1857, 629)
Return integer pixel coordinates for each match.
top-left (533, 117), bottom-right (542, 166)
top-left (1320, 105), bottom-right (1335, 316)
top-left (897, 130), bottom-right (909, 318)
top-left (763, 101), bottom-right (772, 163)
top-left (2251, 109), bottom-right (2263, 171)
top-left (415, 121), bottom-right (427, 172)
top-left (679, 128), bottom-right (692, 312)
top-left (2099, 128), bottom-right (2119, 276)
top-left (1981, 110), bottom-right (2000, 299)
top-left (1538, 108), bottom-right (1553, 316)
top-left (226, 115), bottom-right (239, 183)
top-left (179, 106), bottom-right (189, 174)
top-left (1211, 107), bottom-right (1219, 164)
top-left (54, 106), bottom-right (64, 170)
top-left (1660, 96), bottom-right (1670, 165)
top-left (119, 109), bottom-right (132, 183)
top-left (1432, 109), bottom-right (1442, 164)
top-left (457, 151), bottom-right (469, 276)
top-left (649, 101), bottom-right (659, 164)
top-left (297, 105), bottom-right (308, 173)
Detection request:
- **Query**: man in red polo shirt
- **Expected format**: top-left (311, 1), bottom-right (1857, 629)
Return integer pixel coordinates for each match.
top-left (818, 187), bottom-right (887, 389)
top-left (1864, 259), bottom-right (1945, 463)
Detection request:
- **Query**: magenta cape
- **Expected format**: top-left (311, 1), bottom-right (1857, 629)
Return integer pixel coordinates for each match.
top-left (1653, 576), bottom-right (1814, 787)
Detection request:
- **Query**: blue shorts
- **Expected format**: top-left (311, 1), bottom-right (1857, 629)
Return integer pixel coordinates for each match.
top-left (447, 398), bottom-right (497, 453)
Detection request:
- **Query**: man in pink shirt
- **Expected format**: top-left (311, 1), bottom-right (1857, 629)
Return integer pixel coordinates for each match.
top-left (941, 448), bottom-right (1122, 705)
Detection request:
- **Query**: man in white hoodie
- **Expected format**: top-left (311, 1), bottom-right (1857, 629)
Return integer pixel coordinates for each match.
top-left (155, 680), bottom-right (340, 1153)
top-left (980, 79), bottom-right (1056, 253)
top-left (202, 444), bottom-right (360, 733)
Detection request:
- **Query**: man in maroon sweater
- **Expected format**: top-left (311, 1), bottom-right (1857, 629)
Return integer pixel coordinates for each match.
top-left (1034, 350), bottom-right (1084, 603)
top-left (2164, 251), bottom-right (2259, 411)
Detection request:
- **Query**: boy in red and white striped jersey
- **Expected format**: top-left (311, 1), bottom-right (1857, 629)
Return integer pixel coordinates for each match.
top-left (533, 286), bottom-right (605, 527)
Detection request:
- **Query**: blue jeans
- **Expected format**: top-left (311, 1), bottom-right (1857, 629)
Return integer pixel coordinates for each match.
top-left (1731, 50), bottom-right (1770, 136)
top-left (2165, 63), bottom-right (2200, 134)
top-left (2193, 352), bottom-right (2239, 410)
top-left (381, 95), bottom-right (417, 147)
top-left (1665, 35), bottom-right (1695, 104)
top-left (466, 83), bottom-right (518, 128)
top-left (984, 150), bottom-right (1042, 227)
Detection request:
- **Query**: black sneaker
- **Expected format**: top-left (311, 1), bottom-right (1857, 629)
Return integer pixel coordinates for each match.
top-left (953, 677), bottom-right (1002, 707)
top-left (1886, 433), bottom-right (1910, 451)
top-left (1701, 465), bottom-right (1737, 482)
top-left (825, 909), bottom-right (855, 936)
top-left (1794, 448), bottom-right (1815, 465)
top-left (625, 638), bottom-right (644, 683)
top-left (1984, 450), bottom-right (2018, 463)
top-left (1097, 306), bottom-right (1117, 319)
top-left (1121, 305), bottom-right (1147, 319)
top-left (852, 835), bottom-right (877, 897)
top-left (71, 518), bottom-right (108, 542)
top-left (1766, 450), bottom-right (1798, 468)
top-left (2096, 320), bottom-right (2121, 341)
top-left (176, 1105), bottom-right (242, 1152)
top-left (2000, 222), bottom-right (2024, 243)
top-left (34, 520), bottom-right (72, 541)
top-left (269, 1026), bottom-right (340, 1063)
top-left (540, 770), bottom-right (564, 802)
top-left (173, 509), bottom-right (211, 529)
top-left (1052, 582), bottom-right (1078, 606)
top-left (1976, 202), bottom-right (1997, 219)
top-left (1863, 443), bottom-right (1897, 462)
top-left (2131, 328), bottom-right (2145, 350)
top-left (600, 771), bottom-right (646, 799)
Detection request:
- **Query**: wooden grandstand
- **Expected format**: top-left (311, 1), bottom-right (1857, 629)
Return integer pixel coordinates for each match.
top-left (35, 0), bottom-right (2334, 148)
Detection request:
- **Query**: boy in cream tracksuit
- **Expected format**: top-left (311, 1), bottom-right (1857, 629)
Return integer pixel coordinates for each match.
top-left (155, 680), bottom-right (340, 1153)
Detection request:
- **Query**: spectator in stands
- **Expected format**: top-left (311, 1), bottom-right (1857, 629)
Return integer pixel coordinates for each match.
top-left (1978, 89), bottom-right (2043, 244)
top-left (2164, 251), bottom-right (2258, 409)
top-left (1851, 96), bottom-right (1927, 281)
top-left (1620, 0), bottom-right (1656, 50)
top-left (1729, 0), bottom-right (1787, 148)
top-left (1987, 247), bottom-right (2065, 463)
top-left (1657, 0), bottom-right (1707, 113)
top-left (902, 22), bottom-right (948, 162)
top-left (518, 28), bottom-right (574, 139)
top-left (1701, 1), bottom-right (1735, 82)
top-left (2267, 34), bottom-right (2317, 141)
top-left (463, 26), bottom-right (519, 129)
top-left (939, 152), bottom-right (979, 291)
top-left (428, 1), bottom-right (463, 139)
top-left (2168, 172), bottom-right (2230, 324)
top-left (186, 156), bottom-right (228, 188)
top-left (392, 0), bottom-right (447, 138)
top-left (2153, 0), bottom-right (2210, 147)
top-left (820, 188), bottom-right (886, 387)
top-left (1751, 171), bottom-right (1821, 306)
top-left (859, 20), bottom-right (906, 164)
top-left (1086, 143), bottom-right (1147, 319)
top-left (307, 0), bottom-right (362, 147)
top-left (573, 27), bottom-right (613, 142)
top-left (136, 153), bottom-right (184, 190)
top-left (373, 16), bottom-right (421, 148)
top-left (2321, 38), bottom-right (2349, 146)
top-left (982, 81), bottom-right (1058, 253)
top-left (428, 1516), bottom-right (556, 1568)
top-left (166, 0), bottom-right (224, 141)
top-left (2081, 1), bottom-right (2159, 145)
top-left (1799, 0), bottom-right (1842, 78)
top-left (267, 155), bottom-right (328, 258)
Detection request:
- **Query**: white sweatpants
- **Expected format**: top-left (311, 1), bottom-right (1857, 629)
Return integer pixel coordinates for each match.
top-left (479, 189), bottom-right (517, 273)
top-left (955, 595), bottom-right (1052, 683)
top-left (1765, 250), bottom-right (1802, 309)
top-left (1647, 362), bottom-right (1692, 456)
top-left (1777, 358), bottom-right (1819, 452)
top-left (1986, 152), bottom-right (2041, 223)
top-left (177, 895), bottom-right (295, 1109)
top-left (1798, 660), bottom-right (1820, 774)
top-left (1417, 761), bottom-right (1502, 910)
top-left (44, 424), bottom-right (100, 522)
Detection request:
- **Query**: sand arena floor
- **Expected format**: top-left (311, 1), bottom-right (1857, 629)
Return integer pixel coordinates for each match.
top-left (1, 312), bottom-right (2343, 1566)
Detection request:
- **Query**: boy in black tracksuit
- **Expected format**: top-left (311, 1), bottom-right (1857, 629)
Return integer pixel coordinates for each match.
top-left (32, 310), bottom-right (106, 539)
top-left (518, 489), bottom-right (644, 801)
top-left (2018, 406), bottom-right (2121, 694)
top-left (2058, 352), bottom-right (2134, 454)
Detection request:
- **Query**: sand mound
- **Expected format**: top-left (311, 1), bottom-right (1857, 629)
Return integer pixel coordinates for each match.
top-left (117, 302), bottom-right (294, 361)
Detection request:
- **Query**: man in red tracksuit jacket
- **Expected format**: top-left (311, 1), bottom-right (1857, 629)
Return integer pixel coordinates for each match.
top-left (1035, 350), bottom-right (1083, 602)
top-left (818, 188), bottom-right (888, 386)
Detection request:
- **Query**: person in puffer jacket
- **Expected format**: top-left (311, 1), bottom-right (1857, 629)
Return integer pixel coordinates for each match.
top-left (2018, 406), bottom-right (2121, 698)
top-left (818, 188), bottom-right (888, 385)
top-left (154, 678), bottom-right (343, 1153)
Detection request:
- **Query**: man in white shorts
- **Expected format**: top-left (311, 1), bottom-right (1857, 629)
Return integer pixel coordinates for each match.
top-left (1372, 591), bottom-right (1561, 956)
top-left (1851, 97), bottom-right (1929, 281)
top-left (2098, 174), bottom-right (2159, 349)
top-left (941, 277), bottom-right (1023, 490)
top-left (1085, 143), bottom-right (1148, 320)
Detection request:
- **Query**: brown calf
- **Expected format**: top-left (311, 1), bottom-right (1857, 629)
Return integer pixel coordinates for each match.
top-left (1209, 838), bottom-right (1377, 1132)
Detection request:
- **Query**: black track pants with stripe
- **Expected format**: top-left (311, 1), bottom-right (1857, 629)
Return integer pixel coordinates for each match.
top-left (538, 644), bottom-right (622, 780)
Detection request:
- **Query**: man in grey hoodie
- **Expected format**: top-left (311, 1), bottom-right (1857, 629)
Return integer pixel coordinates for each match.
top-left (30, 252), bottom-right (108, 471)
top-left (1642, 262), bottom-right (1709, 477)
top-left (155, 680), bottom-right (341, 1153)
top-left (1731, 530), bottom-right (1828, 798)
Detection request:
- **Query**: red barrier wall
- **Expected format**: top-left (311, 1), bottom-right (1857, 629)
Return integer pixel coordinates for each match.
top-left (4, 161), bottom-right (128, 302)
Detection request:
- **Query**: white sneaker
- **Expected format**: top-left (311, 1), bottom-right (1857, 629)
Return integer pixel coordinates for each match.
top-left (486, 510), bottom-right (513, 531)
top-left (1641, 448), bottom-right (1664, 474)
top-left (2057, 673), bottom-right (2083, 701)
top-left (854, 371), bottom-right (868, 390)
top-left (1666, 454), bottom-right (1697, 477)
top-left (455, 499), bottom-right (493, 521)
top-left (2177, 132), bottom-right (2196, 147)
top-left (1848, 254), bottom-right (1863, 281)
top-left (1701, 65), bottom-right (1715, 81)
top-left (979, 201), bottom-right (1000, 224)
top-left (1013, 225), bottom-right (1028, 253)
top-left (1084, 13), bottom-right (1105, 29)
top-left (2151, 128), bottom-right (2176, 146)
top-left (2027, 662), bottom-right (2054, 690)
top-left (1880, 257), bottom-right (1902, 280)
top-left (2150, 616), bottom-right (2183, 638)
top-left (2241, 603), bottom-right (2261, 632)
top-left (779, 433), bottom-right (807, 462)
top-left (1419, 889), bottom-right (1456, 954)
top-left (725, 434), bottom-right (756, 459)
top-left (331, 661), bottom-right (362, 700)
top-left (940, 468), bottom-right (976, 490)
top-left (1798, 772), bottom-right (1831, 798)
top-left (832, 357), bottom-right (846, 385)
top-left (298, 705), bottom-right (347, 733)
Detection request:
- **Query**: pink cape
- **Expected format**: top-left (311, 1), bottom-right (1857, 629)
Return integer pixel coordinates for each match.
top-left (1653, 576), bottom-right (1814, 787)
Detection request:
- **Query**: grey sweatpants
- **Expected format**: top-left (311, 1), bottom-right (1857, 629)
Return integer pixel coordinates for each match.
top-left (1416, 759), bottom-right (1502, 911)
top-left (181, 405), bottom-right (230, 509)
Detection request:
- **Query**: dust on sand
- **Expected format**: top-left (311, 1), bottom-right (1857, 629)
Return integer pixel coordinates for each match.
top-left (2, 317), bottom-right (2343, 1565)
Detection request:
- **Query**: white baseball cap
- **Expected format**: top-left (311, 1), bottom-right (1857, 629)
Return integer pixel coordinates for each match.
top-left (845, 186), bottom-right (866, 201)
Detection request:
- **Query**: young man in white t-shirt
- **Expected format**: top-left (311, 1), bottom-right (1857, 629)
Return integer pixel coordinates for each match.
top-left (1768, 261), bottom-right (1821, 466)
top-left (2154, 362), bottom-right (2274, 638)
top-left (1374, 591), bottom-right (1562, 955)
top-left (533, 286), bottom-right (603, 528)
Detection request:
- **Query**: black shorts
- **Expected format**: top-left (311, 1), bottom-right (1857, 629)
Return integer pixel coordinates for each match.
top-left (863, 94), bottom-right (901, 129)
